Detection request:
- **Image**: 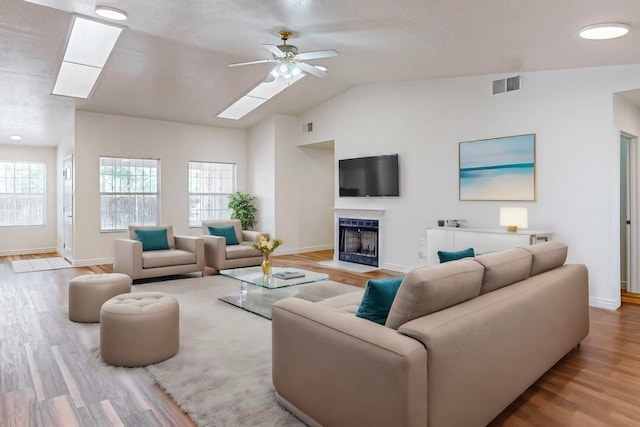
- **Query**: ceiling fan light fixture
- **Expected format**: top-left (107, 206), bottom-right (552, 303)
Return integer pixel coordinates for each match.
top-left (579, 23), bottom-right (629, 40)
top-left (95, 6), bottom-right (128, 21)
top-left (278, 63), bottom-right (290, 74)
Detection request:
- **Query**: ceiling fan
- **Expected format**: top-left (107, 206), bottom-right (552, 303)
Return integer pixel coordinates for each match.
top-left (229, 31), bottom-right (338, 82)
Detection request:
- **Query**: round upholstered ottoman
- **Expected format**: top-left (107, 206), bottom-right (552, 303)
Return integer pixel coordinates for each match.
top-left (68, 273), bottom-right (132, 322)
top-left (100, 292), bottom-right (179, 367)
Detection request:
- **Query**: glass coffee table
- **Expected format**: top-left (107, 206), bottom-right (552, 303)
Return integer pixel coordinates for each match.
top-left (219, 266), bottom-right (329, 319)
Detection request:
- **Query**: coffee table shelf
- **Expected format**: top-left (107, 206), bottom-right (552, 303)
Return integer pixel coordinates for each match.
top-left (219, 266), bottom-right (329, 319)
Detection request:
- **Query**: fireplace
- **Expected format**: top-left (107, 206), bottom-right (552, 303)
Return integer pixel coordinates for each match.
top-left (338, 218), bottom-right (379, 267)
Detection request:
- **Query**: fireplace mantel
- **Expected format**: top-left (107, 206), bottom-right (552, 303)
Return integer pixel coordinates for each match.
top-left (332, 207), bottom-right (385, 217)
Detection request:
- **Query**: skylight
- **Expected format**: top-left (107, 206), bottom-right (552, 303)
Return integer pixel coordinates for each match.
top-left (52, 16), bottom-right (123, 99)
top-left (217, 74), bottom-right (305, 120)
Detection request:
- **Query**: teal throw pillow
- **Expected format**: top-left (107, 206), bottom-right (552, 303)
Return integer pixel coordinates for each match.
top-left (208, 225), bottom-right (239, 245)
top-left (355, 277), bottom-right (404, 325)
top-left (437, 247), bottom-right (475, 263)
top-left (134, 228), bottom-right (170, 251)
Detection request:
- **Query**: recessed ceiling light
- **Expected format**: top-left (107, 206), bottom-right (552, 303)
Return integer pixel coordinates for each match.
top-left (95, 6), bottom-right (128, 21)
top-left (579, 23), bottom-right (630, 40)
top-left (10, 135), bottom-right (22, 141)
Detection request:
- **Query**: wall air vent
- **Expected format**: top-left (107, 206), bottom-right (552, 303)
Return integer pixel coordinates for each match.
top-left (303, 122), bottom-right (313, 133)
top-left (492, 76), bottom-right (521, 95)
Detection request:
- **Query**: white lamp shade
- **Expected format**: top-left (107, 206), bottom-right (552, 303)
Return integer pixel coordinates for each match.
top-left (500, 207), bottom-right (528, 230)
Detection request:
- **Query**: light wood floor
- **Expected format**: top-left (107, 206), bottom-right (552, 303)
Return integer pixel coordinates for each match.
top-left (2, 251), bottom-right (640, 426)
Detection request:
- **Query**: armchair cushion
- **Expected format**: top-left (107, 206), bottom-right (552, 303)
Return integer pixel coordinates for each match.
top-left (202, 220), bottom-right (243, 244)
top-left (142, 249), bottom-right (197, 269)
top-left (129, 225), bottom-right (175, 249)
top-left (208, 225), bottom-right (239, 245)
top-left (226, 243), bottom-right (262, 260)
top-left (134, 228), bottom-right (170, 251)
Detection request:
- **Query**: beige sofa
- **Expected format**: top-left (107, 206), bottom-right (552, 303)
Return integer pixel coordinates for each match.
top-left (201, 220), bottom-right (264, 273)
top-left (272, 241), bottom-right (589, 427)
top-left (113, 225), bottom-right (204, 280)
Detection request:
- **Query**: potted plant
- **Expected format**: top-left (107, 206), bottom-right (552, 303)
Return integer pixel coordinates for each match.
top-left (228, 192), bottom-right (257, 230)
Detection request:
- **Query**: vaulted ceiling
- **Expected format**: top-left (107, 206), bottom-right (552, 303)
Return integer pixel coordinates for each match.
top-left (2, 0), bottom-right (640, 147)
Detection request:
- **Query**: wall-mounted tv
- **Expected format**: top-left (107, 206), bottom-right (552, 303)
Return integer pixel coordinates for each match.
top-left (339, 154), bottom-right (399, 197)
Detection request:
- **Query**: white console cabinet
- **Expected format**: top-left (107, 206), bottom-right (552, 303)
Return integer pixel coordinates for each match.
top-left (426, 227), bottom-right (553, 266)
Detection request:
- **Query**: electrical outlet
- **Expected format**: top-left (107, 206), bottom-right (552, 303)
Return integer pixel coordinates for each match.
top-left (418, 238), bottom-right (427, 258)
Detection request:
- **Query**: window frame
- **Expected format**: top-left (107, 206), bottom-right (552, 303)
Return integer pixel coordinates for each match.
top-left (0, 160), bottom-right (47, 227)
top-left (188, 161), bottom-right (236, 228)
top-left (99, 156), bottom-right (161, 232)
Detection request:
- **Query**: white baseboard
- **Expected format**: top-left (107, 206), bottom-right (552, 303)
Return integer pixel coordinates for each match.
top-left (71, 258), bottom-right (112, 267)
top-left (589, 296), bottom-right (620, 310)
top-left (277, 244), bottom-right (333, 256)
top-left (0, 247), bottom-right (59, 257)
top-left (381, 262), bottom-right (412, 274)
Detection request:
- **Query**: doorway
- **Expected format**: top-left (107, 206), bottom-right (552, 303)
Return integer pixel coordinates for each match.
top-left (63, 155), bottom-right (73, 262)
top-left (621, 133), bottom-right (640, 295)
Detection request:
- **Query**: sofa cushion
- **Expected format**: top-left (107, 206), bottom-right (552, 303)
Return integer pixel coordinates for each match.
top-left (225, 243), bottom-right (262, 260)
top-left (438, 247), bottom-right (475, 263)
top-left (525, 241), bottom-right (568, 276)
top-left (356, 277), bottom-right (404, 325)
top-left (385, 259), bottom-right (484, 330)
top-left (317, 291), bottom-right (364, 314)
top-left (208, 225), bottom-right (239, 245)
top-left (134, 228), bottom-right (170, 251)
top-left (142, 249), bottom-right (196, 269)
top-left (474, 248), bottom-right (532, 295)
top-left (129, 225), bottom-right (175, 249)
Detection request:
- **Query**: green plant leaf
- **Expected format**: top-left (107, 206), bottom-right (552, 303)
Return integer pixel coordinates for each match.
top-left (228, 192), bottom-right (257, 230)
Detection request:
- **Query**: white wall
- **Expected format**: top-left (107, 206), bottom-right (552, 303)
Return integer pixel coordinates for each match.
top-left (74, 111), bottom-right (247, 265)
top-left (295, 143), bottom-right (334, 251)
top-left (298, 64), bottom-right (640, 309)
top-left (248, 115), bottom-right (334, 253)
top-left (248, 117), bottom-right (276, 235)
top-left (0, 144), bottom-right (58, 255)
top-left (56, 119), bottom-right (74, 254)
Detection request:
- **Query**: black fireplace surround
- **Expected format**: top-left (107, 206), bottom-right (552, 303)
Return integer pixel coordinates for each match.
top-left (338, 218), bottom-right (379, 267)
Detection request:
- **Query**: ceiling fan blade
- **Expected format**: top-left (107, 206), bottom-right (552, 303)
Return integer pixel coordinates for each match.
top-left (296, 49), bottom-right (338, 61)
top-left (264, 68), bottom-right (277, 82)
top-left (262, 44), bottom-right (285, 57)
top-left (229, 59), bottom-right (274, 67)
top-left (297, 62), bottom-right (329, 78)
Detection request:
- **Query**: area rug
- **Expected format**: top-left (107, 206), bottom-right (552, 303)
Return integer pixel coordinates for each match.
top-left (11, 257), bottom-right (72, 273)
top-left (72, 276), bottom-right (303, 427)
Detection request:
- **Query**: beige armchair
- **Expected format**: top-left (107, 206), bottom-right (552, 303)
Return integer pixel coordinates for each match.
top-left (201, 220), bottom-right (264, 274)
top-left (113, 225), bottom-right (205, 280)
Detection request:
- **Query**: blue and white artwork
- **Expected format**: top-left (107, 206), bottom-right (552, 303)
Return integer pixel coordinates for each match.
top-left (459, 134), bottom-right (535, 201)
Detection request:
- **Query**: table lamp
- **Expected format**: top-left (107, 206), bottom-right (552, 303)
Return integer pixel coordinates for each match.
top-left (500, 207), bottom-right (528, 232)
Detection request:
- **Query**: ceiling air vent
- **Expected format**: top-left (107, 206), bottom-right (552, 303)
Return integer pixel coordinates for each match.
top-left (492, 76), bottom-right (521, 95)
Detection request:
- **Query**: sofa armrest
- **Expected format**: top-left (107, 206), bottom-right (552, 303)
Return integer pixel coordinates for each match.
top-left (241, 230), bottom-right (263, 243)
top-left (113, 238), bottom-right (143, 279)
top-left (201, 234), bottom-right (227, 271)
top-left (272, 298), bottom-right (427, 427)
top-left (175, 235), bottom-right (205, 270)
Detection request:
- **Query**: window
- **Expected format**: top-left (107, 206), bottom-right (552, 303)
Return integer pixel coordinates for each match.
top-left (100, 157), bottom-right (159, 231)
top-left (0, 161), bottom-right (46, 226)
top-left (189, 161), bottom-right (236, 227)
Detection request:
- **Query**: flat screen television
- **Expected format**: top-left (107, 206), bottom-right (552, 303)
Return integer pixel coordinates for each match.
top-left (339, 154), bottom-right (399, 197)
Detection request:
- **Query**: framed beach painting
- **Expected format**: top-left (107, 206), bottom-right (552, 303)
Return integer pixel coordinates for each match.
top-left (459, 134), bottom-right (536, 201)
